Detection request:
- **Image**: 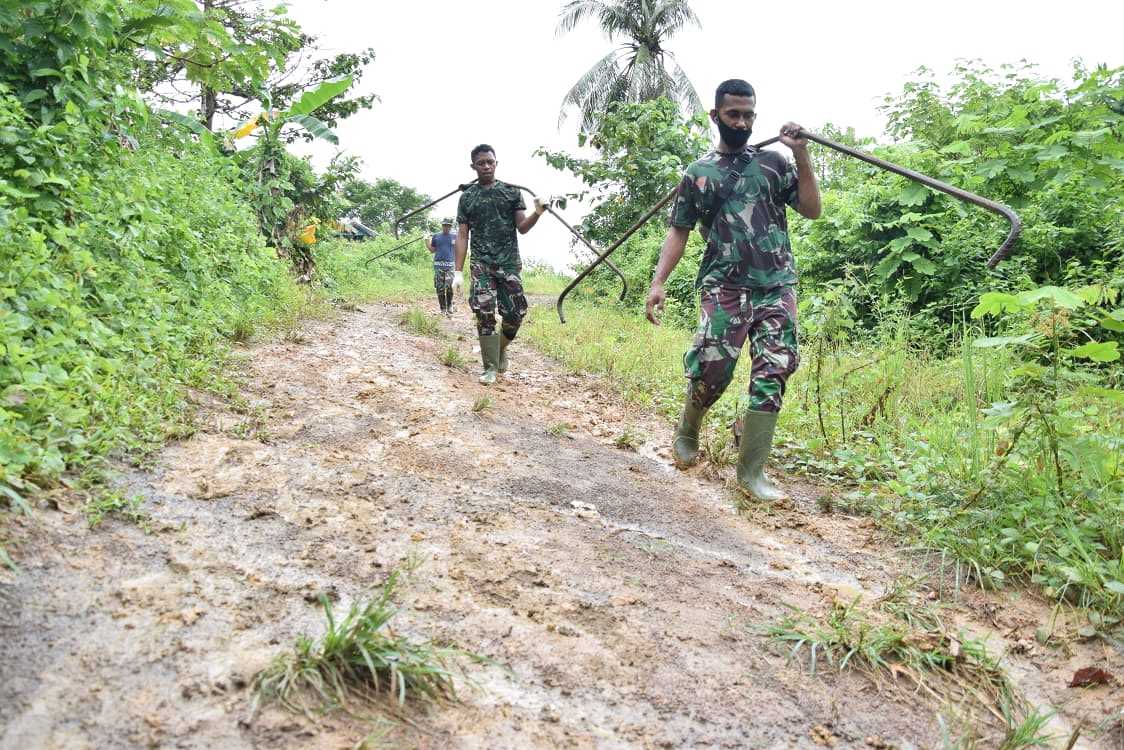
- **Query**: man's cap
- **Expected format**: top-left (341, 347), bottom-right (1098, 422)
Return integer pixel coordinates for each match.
top-left (441, 217), bottom-right (453, 224)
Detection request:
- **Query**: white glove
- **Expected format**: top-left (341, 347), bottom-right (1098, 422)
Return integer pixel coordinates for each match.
top-left (452, 271), bottom-right (464, 294)
top-left (533, 196), bottom-right (548, 215)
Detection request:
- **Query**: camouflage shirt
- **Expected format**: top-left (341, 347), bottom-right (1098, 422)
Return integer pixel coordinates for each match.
top-left (456, 181), bottom-right (526, 271)
top-left (669, 148), bottom-right (800, 289)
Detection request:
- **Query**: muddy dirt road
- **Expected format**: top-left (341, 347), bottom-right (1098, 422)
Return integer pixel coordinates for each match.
top-left (1, 301), bottom-right (1120, 749)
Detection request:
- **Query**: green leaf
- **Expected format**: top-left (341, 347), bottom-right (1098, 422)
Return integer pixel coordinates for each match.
top-left (285, 115), bottom-right (338, 144)
top-left (975, 159), bottom-right (1007, 179)
top-left (887, 236), bottom-right (911, 252)
top-left (1035, 144), bottom-right (1068, 162)
top-left (155, 109), bottom-right (215, 150)
top-left (284, 75), bottom-right (354, 118)
top-left (1071, 128), bottom-right (1109, 146)
top-left (971, 292), bottom-right (1022, 319)
top-left (1071, 341), bottom-right (1119, 362)
top-left (909, 255), bottom-right (937, 275)
top-left (897, 182), bottom-right (928, 206)
top-left (1017, 286), bottom-right (1083, 310)
top-left (873, 255), bottom-right (902, 279)
top-left (905, 227), bottom-right (933, 242)
top-left (1080, 386), bottom-right (1124, 405)
top-left (940, 141), bottom-right (973, 157)
top-left (1098, 157), bottom-right (1124, 173)
top-left (1105, 581), bottom-right (1124, 595)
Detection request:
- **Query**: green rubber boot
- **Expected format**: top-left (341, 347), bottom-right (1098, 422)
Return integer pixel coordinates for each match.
top-left (478, 334), bottom-right (500, 385)
top-left (498, 335), bottom-right (512, 373)
top-left (672, 398), bottom-right (707, 468)
top-left (735, 410), bottom-right (787, 501)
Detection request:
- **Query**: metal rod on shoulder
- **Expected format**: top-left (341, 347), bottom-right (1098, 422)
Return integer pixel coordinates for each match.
top-left (554, 135), bottom-right (781, 323)
top-left (555, 130), bottom-right (1021, 322)
top-left (797, 132), bottom-right (1021, 268)
top-left (393, 180), bottom-right (477, 235)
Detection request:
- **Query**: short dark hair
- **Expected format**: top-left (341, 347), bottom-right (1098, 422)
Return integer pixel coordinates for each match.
top-left (470, 144), bottom-right (495, 162)
top-left (714, 79), bottom-right (756, 109)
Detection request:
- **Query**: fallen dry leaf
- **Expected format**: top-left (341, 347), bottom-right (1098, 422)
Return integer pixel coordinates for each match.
top-left (1068, 666), bottom-right (1114, 688)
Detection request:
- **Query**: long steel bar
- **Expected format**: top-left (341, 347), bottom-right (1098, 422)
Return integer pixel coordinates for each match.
top-left (363, 235), bottom-right (424, 266)
top-left (798, 131), bottom-right (1021, 268)
top-left (393, 180), bottom-right (477, 236)
top-left (555, 130), bottom-right (1021, 322)
top-left (393, 178), bottom-right (628, 302)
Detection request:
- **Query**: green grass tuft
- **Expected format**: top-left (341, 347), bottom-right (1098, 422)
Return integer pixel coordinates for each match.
top-left (438, 346), bottom-right (467, 369)
top-left (251, 569), bottom-right (477, 719)
top-left (398, 306), bottom-right (442, 338)
top-left (84, 490), bottom-right (150, 532)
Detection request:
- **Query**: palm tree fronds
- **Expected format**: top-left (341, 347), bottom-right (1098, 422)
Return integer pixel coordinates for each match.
top-left (558, 48), bottom-right (622, 129)
top-left (556, 0), bottom-right (703, 131)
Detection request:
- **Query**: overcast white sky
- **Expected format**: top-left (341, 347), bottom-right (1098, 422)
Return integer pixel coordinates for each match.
top-left (284, 0), bottom-right (1121, 270)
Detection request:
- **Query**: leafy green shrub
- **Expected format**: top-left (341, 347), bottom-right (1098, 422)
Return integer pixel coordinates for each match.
top-left (0, 91), bottom-right (296, 504)
top-left (793, 61), bottom-right (1123, 325)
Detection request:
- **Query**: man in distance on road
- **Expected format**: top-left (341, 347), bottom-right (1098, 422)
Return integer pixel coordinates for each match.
top-left (426, 218), bottom-right (458, 316)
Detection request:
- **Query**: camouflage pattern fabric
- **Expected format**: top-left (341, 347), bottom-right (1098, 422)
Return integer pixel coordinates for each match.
top-left (469, 262), bottom-right (527, 338)
top-left (456, 181), bottom-right (525, 272)
top-left (433, 262), bottom-right (455, 291)
top-left (684, 285), bottom-right (799, 413)
top-left (669, 148), bottom-right (800, 290)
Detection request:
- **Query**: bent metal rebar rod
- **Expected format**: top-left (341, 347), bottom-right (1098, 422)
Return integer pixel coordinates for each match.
top-left (555, 129), bottom-right (1022, 323)
top-left (392, 179), bottom-right (629, 301)
top-left (393, 180), bottom-right (477, 237)
top-left (363, 234), bottom-right (425, 266)
top-left (505, 182), bottom-right (628, 303)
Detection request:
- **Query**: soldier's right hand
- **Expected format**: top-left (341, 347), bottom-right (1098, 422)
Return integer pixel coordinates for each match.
top-left (645, 284), bottom-right (665, 325)
top-left (452, 271), bottom-right (464, 295)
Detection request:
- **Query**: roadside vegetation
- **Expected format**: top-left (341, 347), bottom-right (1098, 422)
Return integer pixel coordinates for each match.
top-left (528, 60), bottom-right (1123, 624)
top-left (766, 587), bottom-right (1057, 748)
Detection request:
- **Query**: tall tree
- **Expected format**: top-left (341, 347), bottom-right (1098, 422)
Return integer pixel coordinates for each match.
top-left (131, 0), bottom-right (376, 137)
top-left (341, 178), bottom-right (433, 234)
top-left (555, 0), bottom-right (703, 132)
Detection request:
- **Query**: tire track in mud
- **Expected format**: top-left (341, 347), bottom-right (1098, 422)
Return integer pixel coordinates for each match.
top-left (1, 301), bottom-right (1118, 749)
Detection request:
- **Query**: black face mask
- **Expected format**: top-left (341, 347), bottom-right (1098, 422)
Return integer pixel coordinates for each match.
top-left (713, 114), bottom-right (752, 151)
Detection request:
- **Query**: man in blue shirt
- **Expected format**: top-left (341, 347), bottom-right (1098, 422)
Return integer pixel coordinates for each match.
top-left (426, 218), bottom-right (458, 316)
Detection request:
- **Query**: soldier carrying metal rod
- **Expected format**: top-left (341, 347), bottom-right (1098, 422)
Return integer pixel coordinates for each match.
top-left (426, 218), bottom-right (458, 317)
top-left (645, 79), bottom-right (823, 501)
top-left (454, 144), bottom-right (548, 385)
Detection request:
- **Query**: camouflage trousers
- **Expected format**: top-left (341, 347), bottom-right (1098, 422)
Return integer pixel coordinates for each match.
top-left (469, 262), bottom-right (527, 338)
top-left (684, 285), bottom-right (799, 413)
top-left (433, 263), bottom-right (455, 292)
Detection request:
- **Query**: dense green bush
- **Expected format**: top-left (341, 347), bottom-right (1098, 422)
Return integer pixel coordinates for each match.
top-left (793, 61), bottom-right (1123, 327)
top-left (0, 90), bottom-right (297, 501)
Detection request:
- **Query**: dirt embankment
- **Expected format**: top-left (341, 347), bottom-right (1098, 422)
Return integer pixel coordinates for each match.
top-left (1, 301), bottom-right (1119, 749)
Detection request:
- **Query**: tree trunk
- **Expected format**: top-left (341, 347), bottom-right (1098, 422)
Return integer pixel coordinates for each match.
top-left (200, 0), bottom-right (216, 129)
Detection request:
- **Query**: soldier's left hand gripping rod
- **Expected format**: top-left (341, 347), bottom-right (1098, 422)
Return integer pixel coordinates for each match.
top-left (392, 179), bottom-right (628, 302)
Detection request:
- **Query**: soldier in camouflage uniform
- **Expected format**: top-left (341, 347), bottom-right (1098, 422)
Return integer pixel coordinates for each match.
top-left (645, 79), bottom-right (822, 501)
top-left (454, 144), bottom-right (547, 385)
